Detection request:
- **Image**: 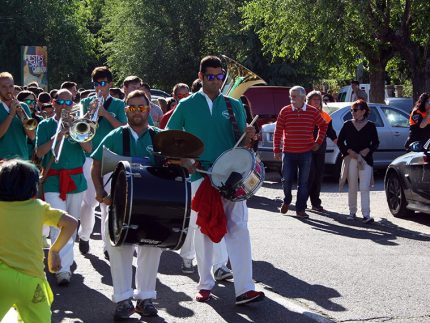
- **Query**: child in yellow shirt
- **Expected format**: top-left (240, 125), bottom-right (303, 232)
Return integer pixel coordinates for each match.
top-left (0, 159), bottom-right (78, 323)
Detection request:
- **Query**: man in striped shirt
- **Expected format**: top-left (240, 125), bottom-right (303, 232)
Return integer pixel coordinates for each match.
top-left (273, 86), bottom-right (328, 218)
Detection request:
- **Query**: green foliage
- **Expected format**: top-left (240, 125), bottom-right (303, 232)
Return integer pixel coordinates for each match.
top-left (0, 0), bottom-right (97, 88)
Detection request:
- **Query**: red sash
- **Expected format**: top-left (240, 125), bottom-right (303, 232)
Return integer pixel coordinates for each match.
top-left (47, 167), bottom-right (83, 200)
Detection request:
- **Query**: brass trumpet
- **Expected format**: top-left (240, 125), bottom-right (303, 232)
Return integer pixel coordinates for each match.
top-left (19, 106), bottom-right (38, 130)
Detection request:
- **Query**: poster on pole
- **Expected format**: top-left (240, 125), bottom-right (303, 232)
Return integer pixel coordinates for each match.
top-left (21, 46), bottom-right (48, 90)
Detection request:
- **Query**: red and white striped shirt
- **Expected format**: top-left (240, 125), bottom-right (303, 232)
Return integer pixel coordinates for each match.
top-left (273, 104), bottom-right (328, 153)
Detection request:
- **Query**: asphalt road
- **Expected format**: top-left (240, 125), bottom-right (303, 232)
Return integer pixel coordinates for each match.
top-left (4, 171), bottom-right (430, 323)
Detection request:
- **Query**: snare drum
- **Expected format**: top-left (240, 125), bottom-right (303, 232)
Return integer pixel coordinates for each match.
top-left (109, 161), bottom-right (191, 249)
top-left (210, 147), bottom-right (265, 201)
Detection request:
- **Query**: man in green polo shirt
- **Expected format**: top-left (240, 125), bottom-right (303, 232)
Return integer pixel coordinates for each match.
top-left (0, 72), bottom-right (35, 160)
top-left (91, 90), bottom-right (161, 319)
top-left (35, 89), bottom-right (92, 286)
top-left (78, 66), bottom-right (127, 256)
top-left (166, 55), bottom-right (264, 305)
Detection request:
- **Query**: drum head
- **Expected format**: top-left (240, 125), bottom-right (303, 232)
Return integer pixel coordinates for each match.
top-left (211, 148), bottom-right (253, 187)
top-left (109, 161), bottom-right (132, 246)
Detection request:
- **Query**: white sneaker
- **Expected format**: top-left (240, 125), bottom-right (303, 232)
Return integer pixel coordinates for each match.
top-left (181, 258), bottom-right (194, 274)
top-left (213, 265), bottom-right (233, 281)
top-left (347, 213), bottom-right (356, 220)
top-left (56, 271), bottom-right (71, 286)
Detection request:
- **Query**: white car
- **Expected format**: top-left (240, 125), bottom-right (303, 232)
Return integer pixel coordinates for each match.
top-left (258, 102), bottom-right (410, 176)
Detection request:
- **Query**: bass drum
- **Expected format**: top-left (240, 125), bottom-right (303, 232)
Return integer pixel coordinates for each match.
top-left (109, 161), bottom-right (190, 250)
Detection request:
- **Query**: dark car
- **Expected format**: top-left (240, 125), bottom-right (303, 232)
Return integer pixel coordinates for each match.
top-left (384, 140), bottom-right (430, 217)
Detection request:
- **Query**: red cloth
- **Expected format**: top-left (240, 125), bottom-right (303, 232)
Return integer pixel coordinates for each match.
top-left (159, 109), bottom-right (174, 129)
top-left (192, 176), bottom-right (227, 243)
top-left (46, 167), bottom-right (83, 201)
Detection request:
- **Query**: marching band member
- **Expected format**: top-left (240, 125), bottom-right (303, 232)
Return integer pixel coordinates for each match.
top-left (167, 56), bottom-right (265, 305)
top-left (91, 90), bottom-right (161, 319)
top-left (35, 89), bottom-right (92, 286)
top-left (0, 72), bottom-right (35, 160)
top-left (78, 66), bottom-right (127, 257)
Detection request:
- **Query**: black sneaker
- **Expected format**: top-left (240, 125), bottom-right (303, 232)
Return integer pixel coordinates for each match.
top-left (363, 217), bottom-right (374, 224)
top-left (104, 250), bottom-right (110, 261)
top-left (235, 290), bottom-right (265, 305)
top-left (135, 299), bottom-right (158, 317)
top-left (114, 298), bottom-right (135, 321)
top-left (79, 239), bottom-right (89, 255)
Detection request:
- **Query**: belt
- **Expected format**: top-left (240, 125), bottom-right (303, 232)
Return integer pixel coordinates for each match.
top-left (47, 167), bottom-right (83, 200)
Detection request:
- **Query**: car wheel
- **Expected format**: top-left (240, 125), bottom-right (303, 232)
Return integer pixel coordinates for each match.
top-left (385, 172), bottom-right (413, 218)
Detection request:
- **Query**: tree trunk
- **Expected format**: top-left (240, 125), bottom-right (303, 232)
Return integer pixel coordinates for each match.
top-left (368, 59), bottom-right (386, 103)
top-left (410, 57), bottom-right (430, 102)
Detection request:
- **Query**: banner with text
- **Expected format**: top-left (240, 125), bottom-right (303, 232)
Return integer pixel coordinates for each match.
top-left (21, 46), bottom-right (48, 90)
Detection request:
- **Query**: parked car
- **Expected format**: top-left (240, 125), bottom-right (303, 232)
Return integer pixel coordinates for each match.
top-left (384, 97), bottom-right (413, 114)
top-left (150, 88), bottom-right (170, 98)
top-left (384, 140), bottom-right (430, 217)
top-left (258, 102), bottom-right (410, 175)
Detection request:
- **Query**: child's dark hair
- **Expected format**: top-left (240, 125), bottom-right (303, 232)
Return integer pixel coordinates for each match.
top-left (0, 159), bottom-right (40, 201)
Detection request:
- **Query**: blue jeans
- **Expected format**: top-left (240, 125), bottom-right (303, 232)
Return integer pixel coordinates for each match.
top-left (281, 151), bottom-right (312, 212)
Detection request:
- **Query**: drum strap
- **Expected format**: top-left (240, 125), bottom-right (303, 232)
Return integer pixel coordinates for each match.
top-left (223, 96), bottom-right (241, 142)
top-left (122, 126), bottom-right (157, 157)
top-left (97, 97), bottom-right (113, 123)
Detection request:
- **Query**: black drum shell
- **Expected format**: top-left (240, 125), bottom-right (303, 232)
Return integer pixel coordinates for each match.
top-left (109, 162), bottom-right (190, 250)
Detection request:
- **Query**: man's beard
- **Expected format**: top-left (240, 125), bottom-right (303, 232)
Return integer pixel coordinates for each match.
top-left (0, 92), bottom-right (12, 102)
top-left (128, 114), bottom-right (148, 127)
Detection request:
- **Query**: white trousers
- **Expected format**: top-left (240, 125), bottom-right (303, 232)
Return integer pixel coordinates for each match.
top-left (192, 178), bottom-right (254, 297)
top-left (347, 158), bottom-right (372, 218)
top-left (78, 157), bottom-right (97, 241)
top-left (103, 208), bottom-right (162, 303)
top-left (45, 192), bottom-right (84, 273)
top-left (179, 209), bottom-right (229, 270)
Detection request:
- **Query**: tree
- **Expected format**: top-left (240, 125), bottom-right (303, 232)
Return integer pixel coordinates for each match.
top-left (241, 0), bottom-right (395, 102)
top-left (0, 0), bottom-right (97, 88)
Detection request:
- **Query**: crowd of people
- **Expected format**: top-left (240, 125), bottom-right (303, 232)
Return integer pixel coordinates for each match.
top-left (1, 55), bottom-right (430, 322)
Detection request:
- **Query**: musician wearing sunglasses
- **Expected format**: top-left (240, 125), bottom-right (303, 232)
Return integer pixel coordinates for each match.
top-left (90, 90), bottom-right (161, 319)
top-left (0, 72), bottom-right (35, 161)
top-left (337, 99), bottom-right (379, 224)
top-left (78, 66), bottom-right (127, 257)
top-left (159, 83), bottom-right (190, 129)
top-left (35, 89), bottom-right (92, 286)
top-left (167, 56), bottom-right (264, 305)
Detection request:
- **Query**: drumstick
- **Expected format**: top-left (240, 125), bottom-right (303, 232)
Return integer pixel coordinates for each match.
top-left (233, 115), bottom-right (259, 149)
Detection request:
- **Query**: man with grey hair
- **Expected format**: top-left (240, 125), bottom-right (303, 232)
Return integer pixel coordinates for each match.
top-left (273, 86), bottom-right (328, 218)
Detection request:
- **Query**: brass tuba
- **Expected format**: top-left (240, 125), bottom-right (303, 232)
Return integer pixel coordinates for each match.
top-left (221, 55), bottom-right (267, 99)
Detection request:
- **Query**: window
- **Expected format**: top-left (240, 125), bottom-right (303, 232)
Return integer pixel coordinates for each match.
top-left (380, 107), bottom-right (409, 128)
top-left (342, 108), bottom-right (384, 127)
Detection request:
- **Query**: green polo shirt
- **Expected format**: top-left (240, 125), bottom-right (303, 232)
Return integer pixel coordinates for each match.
top-left (0, 101), bottom-right (32, 160)
top-left (166, 91), bottom-right (246, 181)
top-left (35, 118), bottom-right (87, 193)
top-left (91, 125), bottom-right (161, 165)
top-left (81, 96), bottom-right (128, 157)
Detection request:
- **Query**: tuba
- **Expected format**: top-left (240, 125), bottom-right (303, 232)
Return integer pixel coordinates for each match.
top-left (221, 55), bottom-right (266, 99)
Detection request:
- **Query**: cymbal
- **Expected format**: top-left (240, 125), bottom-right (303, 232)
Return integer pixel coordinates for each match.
top-left (153, 130), bottom-right (204, 158)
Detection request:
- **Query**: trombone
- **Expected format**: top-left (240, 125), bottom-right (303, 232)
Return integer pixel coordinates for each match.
top-left (51, 105), bottom-right (95, 163)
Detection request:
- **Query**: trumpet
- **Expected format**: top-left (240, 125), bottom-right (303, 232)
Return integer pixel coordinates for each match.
top-left (9, 94), bottom-right (38, 130)
top-left (19, 106), bottom-right (38, 130)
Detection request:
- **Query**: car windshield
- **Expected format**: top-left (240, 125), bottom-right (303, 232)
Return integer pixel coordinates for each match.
top-left (323, 104), bottom-right (343, 115)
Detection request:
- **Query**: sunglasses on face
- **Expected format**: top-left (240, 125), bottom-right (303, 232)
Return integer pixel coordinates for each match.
top-left (93, 81), bottom-right (109, 87)
top-left (55, 99), bottom-right (74, 106)
top-left (126, 105), bottom-right (149, 112)
top-left (176, 93), bottom-right (190, 100)
top-left (204, 73), bottom-right (225, 81)
top-left (24, 99), bottom-right (36, 105)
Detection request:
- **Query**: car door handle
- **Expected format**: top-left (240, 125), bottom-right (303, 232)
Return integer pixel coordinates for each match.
top-left (394, 131), bottom-right (401, 136)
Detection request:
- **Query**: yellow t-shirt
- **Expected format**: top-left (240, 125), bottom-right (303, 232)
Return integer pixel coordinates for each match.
top-left (0, 199), bottom-right (63, 280)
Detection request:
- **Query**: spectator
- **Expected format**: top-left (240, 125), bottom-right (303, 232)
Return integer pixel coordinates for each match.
top-left (60, 81), bottom-right (78, 102)
top-left (49, 89), bottom-right (58, 100)
top-left (109, 87), bottom-right (124, 100)
top-left (191, 78), bottom-right (202, 93)
top-left (273, 86), bottom-right (328, 218)
top-left (140, 82), bottom-right (164, 127)
top-left (351, 80), bottom-right (368, 102)
top-left (337, 100), bottom-right (379, 223)
top-left (405, 92), bottom-right (430, 150)
top-left (159, 83), bottom-right (190, 129)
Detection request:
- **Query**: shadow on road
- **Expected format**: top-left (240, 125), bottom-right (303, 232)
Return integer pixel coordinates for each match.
top-left (253, 260), bottom-right (345, 313)
top-left (304, 210), bottom-right (430, 245)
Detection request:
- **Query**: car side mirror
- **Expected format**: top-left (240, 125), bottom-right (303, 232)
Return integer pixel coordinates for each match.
top-left (409, 141), bottom-right (424, 152)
